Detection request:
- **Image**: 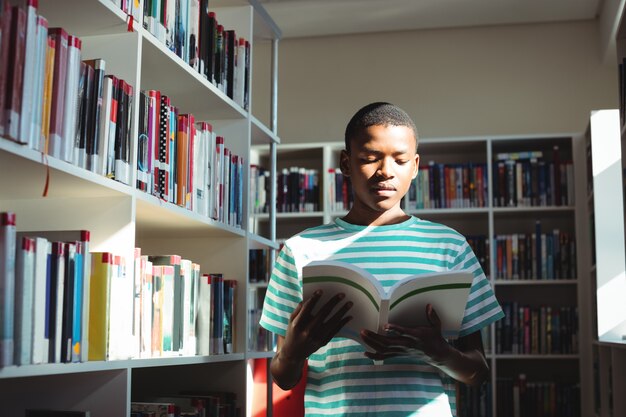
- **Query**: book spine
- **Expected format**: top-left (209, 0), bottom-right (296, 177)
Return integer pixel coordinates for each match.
top-left (30, 16), bottom-right (48, 150)
top-left (5, 6), bottom-right (26, 142)
top-left (61, 35), bottom-right (81, 163)
top-left (47, 27), bottom-right (68, 159)
top-left (86, 58), bottom-right (105, 172)
top-left (14, 236), bottom-right (36, 365)
top-left (105, 75), bottom-right (118, 178)
top-left (18, 0), bottom-right (38, 145)
top-left (0, 212), bottom-right (17, 366)
top-left (96, 75), bottom-right (113, 176)
top-left (31, 237), bottom-right (50, 364)
top-left (0, 1), bottom-right (12, 137)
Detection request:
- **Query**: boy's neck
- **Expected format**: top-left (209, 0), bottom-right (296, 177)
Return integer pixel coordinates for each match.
top-left (342, 207), bottom-right (411, 226)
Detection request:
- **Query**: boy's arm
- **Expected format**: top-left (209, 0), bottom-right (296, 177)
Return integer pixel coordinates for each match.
top-left (271, 291), bottom-right (353, 390)
top-left (360, 304), bottom-right (489, 386)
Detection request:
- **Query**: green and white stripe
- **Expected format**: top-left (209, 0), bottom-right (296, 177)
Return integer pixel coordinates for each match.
top-left (260, 216), bottom-right (504, 417)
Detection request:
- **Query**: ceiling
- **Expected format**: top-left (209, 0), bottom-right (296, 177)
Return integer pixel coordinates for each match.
top-left (258, 0), bottom-right (603, 39)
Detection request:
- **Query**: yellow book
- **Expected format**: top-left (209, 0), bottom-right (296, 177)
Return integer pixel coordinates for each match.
top-left (88, 252), bottom-right (112, 361)
top-left (41, 36), bottom-right (56, 154)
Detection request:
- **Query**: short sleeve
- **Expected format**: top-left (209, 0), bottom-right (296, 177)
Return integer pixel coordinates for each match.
top-left (453, 240), bottom-right (504, 337)
top-left (259, 243), bottom-right (302, 336)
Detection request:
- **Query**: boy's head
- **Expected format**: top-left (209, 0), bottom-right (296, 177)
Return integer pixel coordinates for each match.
top-left (340, 102), bottom-right (420, 225)
top-left (344, 102), bottom-right (418, 154)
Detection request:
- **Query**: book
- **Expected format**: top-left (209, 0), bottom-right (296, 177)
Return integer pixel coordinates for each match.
top-left (18, 0), bottom-right (38, 145)
top-left (302, 260), bottom-right (474, 341)
top-left (14, 236), bottom-right (35, 365)
top-left (0, 212), bottom-right (16, 367)
top-left (47, 27), bottom-right (69, 160)
top-left (88, 252), bottom-right (111, 361)
top-left (4, 5), bottom-right (26, 142)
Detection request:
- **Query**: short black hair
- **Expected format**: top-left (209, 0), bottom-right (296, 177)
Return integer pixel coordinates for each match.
top-left (344, 102), bottom-right (418, 153)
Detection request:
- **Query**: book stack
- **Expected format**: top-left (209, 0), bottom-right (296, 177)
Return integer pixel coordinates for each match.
top-left (496, 302), bottom-right (579, 355)
top-left (249, 164), bottom-right (270, 214)
top-left (0, 1), bottom-right (134, 184)
top-left (406, 162), bottom-right (489, 210)
top-left (494, 224), bottom-right (576, 280)
top-left (496, 375), bottom-right (580, 417)
top-left (136, 90), bottom-right (244, 228)
top-left (276, 167), bottom-right (320, 213)
top-left (327, 167), bottom-right (353, 212)
top-left (138, 0), bottom-right (250, 110)
top-left (466, 235), bottom-right (489, 276)
top-left (0, 212), bottom-right (92, 367)
top-left (492, 148), bottom-right (574, 208)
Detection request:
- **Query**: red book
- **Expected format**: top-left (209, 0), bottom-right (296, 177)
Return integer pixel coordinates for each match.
top-left (47, 27), bottom-right (68, 158)
top-left (4, 6), bottom-right (26, 141)
top-left (0, 1), bottom-right (12, 137)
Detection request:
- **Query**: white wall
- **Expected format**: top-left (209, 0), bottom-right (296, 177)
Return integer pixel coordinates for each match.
top-left (252, 19), bottom-right (618, 144)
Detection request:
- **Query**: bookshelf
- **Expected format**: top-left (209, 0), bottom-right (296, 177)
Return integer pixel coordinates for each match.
top-left (252, 135), bottom-right (591, 417)
top-left (581, 109), bottom-right (626, 417)
top-left (0, 0), bottom-right (280, 415)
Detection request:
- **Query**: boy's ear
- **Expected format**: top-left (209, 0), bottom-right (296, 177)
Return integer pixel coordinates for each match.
top-left (411, 153), bottom-right (420, 179)
top-left (340, 150), bottom-right (351, 177)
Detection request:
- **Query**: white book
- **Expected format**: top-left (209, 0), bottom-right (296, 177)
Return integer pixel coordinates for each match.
top-left (195, 274), bottom-right (211, 356)
top-left (223, 148), bottom-right (231, 224)
top-left (96, 77), bottom-right (113, 176)
top-left (14, 237), bottom-right (36, 365)
top-left (212, 136), bottom-right (224, 221)
top-left (165, 0), bottom-right (176, 50)
top-left (302, 260), bottom-right (474, 343)
top-left (188, 0), bottom-right (200, 70)
top-left (233, 38), bottom-right (246, 108)
top-left (139, 257), bottom-right (153, 358)
top-left (180, 259), bottom-right (193, 355)
top-left (30, 17), bottom-right (49, 151)
top-left (18, 0), bottom-right (39, 145)
top-left (0, 212), bottom-right (17, 367)
top-left (31, 237), bottom-right (50, 364)
top-left (206, 127), bottom-right (215, 219)
top-left (107, 255), bottom-right (132, 360)
top-left (62, 36), bottom-right (82, 163)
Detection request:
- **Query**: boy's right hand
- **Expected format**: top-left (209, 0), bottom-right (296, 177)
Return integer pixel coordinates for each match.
top-left (281, 290), bottom-right (353, 362)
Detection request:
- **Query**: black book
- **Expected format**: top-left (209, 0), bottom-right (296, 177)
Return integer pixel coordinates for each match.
top-left (207, 11), bottom-right (217, 83)
top-left (77, 63), bottom-right (93, 169)
top-left (84, 59), bottom-right (106, 172)
top-left (226, 30), bottom-right (236, 98)
top-left (60, 242), bottom-right (76, 363)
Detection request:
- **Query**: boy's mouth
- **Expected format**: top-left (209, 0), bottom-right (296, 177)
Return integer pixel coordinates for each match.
top-left (372, 183), bottom-right (396, 195)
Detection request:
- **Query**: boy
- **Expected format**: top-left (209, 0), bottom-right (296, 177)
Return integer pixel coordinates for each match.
top-left (260, 102), bottom-right (503, 416)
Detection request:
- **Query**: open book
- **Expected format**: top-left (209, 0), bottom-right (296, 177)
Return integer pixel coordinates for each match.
top-left (302, 260), bottom-right (474, 341)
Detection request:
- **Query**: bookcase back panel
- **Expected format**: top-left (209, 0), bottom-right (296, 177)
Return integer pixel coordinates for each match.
top-left (81, 32), bottom-right (141, 90)
top-left (495, 284), bottom-right (578, 307)
top-left (38, 0), bottom-right (130, 37)
top-left (0, 369), bottom-right (130, 416)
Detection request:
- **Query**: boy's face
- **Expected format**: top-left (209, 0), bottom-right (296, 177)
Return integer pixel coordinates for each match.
top-left (340, 124), bottom-right (419, 222)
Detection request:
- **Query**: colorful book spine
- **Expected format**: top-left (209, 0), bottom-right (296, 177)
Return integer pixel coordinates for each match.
top-left (30, 15), bottom-right (48, 150)
top-left (4, 6), bottom-right (26, 142)
top-left (14, 236), bottom-right (36, 365)
top-left (47, 27), bottom-right (68, 159)
top-left (18, 0), bottom-right (39, 145)
top-left (88, 252), bottom-right (111, 361)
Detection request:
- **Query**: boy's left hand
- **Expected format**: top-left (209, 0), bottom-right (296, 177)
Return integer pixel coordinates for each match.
top-left (360, 304), bottom-right (452, 365)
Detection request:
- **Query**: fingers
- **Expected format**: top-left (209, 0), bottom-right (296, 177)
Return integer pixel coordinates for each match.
top-left (426, 304), bottom-right (442, 328)
top-left (314, 292), bottom-right (349, 323)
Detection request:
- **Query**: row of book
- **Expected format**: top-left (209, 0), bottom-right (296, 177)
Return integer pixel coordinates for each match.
top-left (0, 1), bottom-right (134, 184)
top-left (407, 162), bottom-right (489, 210)
top-left (277, 167), bottom-right (320, 213)
top-left (493, 148), bottom-right (574, 207)
top-left (248, 248), bottom-right (272, 283)
top-left (496, 302), bottom-right (579, 355)
top-left (0, 213), bottom-right (239, 367)
top-left (457, 382), bottom-right (491, 417)
top-left (131, 391), bottom-right (239, 417)
top-left (466, 235), bottom-right (490, 276)
top-left (328, 168), bottom-right (354, 212)
top-left (494, 227), bottom-right (577, 280)
top-left (136, 90), bottom-right (244, 227)
top-left (139, 0), bottom-right (250, 109)
top-left (496, 375), bottom-right (580, 417)
top-left (132, 250), bottom-right (236, 359)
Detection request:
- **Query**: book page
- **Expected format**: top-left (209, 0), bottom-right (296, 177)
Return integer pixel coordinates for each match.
top-left (387, 271), bottom-right (473, 339)
top-left (302, 260), bottom-right (384, 341)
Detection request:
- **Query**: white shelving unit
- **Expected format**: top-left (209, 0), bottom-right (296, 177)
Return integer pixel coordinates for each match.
top-left (579, 109), bottom-right (626, 417)
top-left (253, 135), bottom-right (590, 417)
top-left (0, 0), bottom-right (280, 415)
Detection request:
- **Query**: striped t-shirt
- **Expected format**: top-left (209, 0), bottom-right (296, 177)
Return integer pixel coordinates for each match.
top-left (260, 216), bottom-right (504, 417)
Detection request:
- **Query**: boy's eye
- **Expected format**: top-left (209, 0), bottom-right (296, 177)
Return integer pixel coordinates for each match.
top-left (396, 160), bottom-right (409, 165)
top-left (360, 157), bottom-right (377, 163)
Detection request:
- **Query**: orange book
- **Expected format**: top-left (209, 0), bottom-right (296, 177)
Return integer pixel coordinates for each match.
top-left (176, 114), bottom-right (188, 207)
top-left (40, 36), bottom-right (55, 154)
